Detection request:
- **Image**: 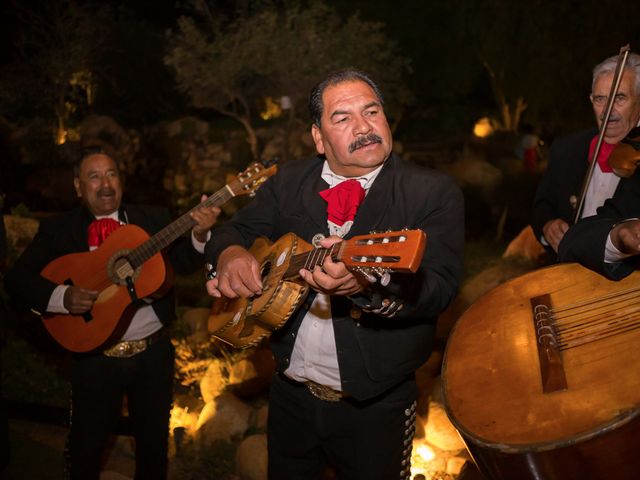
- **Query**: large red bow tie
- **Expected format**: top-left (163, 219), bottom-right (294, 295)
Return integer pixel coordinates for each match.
top-left (319, 179), bottom-right (366, 228)
top-left (588, 135), bottom-right (616, 173)
top-left (87, 218), bottom-right (121, 250)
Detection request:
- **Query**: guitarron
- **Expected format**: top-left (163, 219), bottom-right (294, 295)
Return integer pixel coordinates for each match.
top-left (40, 160), bottom-right (277, 353)
top-left (442, 262), bottom-right (640, 480)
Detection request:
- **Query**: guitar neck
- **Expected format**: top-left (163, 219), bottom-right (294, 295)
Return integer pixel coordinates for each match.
top-left (284, 243), bottom-right (344, 278)
top-left (282, 230), bottom-right (425, 278)
top-left (128, 186), bottom-right (235, 267)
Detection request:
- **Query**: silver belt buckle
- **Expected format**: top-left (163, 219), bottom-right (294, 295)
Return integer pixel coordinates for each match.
top-left (305, 381), bottom-right (344, 402)
top-left (103, 338), bottom-right (147, 358)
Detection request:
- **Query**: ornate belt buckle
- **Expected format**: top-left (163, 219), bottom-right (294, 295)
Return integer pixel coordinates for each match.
top-left (103, 339), bottom-right (147, 358)
top-left (305, 381), bottom-right (343, 402)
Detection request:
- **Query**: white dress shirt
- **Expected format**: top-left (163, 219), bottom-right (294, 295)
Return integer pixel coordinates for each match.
top-left (284, 161), bottom-right (382, 390)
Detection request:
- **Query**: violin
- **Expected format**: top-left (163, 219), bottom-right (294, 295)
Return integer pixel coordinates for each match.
top-left (608, 126), bottom-right (640, 178)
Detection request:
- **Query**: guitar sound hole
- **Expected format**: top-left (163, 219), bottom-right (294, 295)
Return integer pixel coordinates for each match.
top-left (261, 261), bottom-right (272, 289)
top-left (107, 250), bottom-right (138, 286)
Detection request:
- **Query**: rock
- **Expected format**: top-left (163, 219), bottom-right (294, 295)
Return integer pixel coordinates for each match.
top-left (181, 307), bottom-right (211, 344)
top-left (228, 347), bottom-right (275, 397)
top-left (446, 455), bottom-right (468, 475)
top-left (446, 156), bottom-right (503, 200)
top-left (503, 225), bottom-right (546, 263)
top-left (199, 358), bottom-right (228, 403)
top-left (3, 215), bottom-right (39, 257)
top-left (195, 393), bottom-right (252, 444)
top-left (253, 404), bottom-right (269, 432)
top-left (234, 434), bottom-right (268, 480)
top-left (424, 402), bottom-right (465, 452)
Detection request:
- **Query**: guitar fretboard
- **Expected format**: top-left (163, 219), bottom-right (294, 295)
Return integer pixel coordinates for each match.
top-left (128, 186), bottom-right (234, 268)
top-left (284, 244), bottom-right (343, 278)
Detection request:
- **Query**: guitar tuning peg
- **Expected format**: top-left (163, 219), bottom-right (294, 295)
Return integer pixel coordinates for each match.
top-left (354, 267), bottom-right (377, 283)
top-left (372, 267), bottom-right (391, 286)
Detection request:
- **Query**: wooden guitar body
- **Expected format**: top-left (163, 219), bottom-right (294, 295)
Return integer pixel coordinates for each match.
top-left (209, 229), bottom-right (426, 348)
top-left (208, 234), bottom-right (311, 348)
top-left (38, 160), bottom-right (277, 352)
top-left (41, 225), bottom-right (168, 352)
top-left (442, 263), bottom-right (640, 479)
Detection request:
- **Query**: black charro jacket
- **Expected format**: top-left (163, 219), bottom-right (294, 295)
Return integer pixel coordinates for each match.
top-left (205, 154), bottom-right (465, 401)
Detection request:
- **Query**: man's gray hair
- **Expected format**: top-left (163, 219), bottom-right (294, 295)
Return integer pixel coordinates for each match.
top-left (592, 52), bottom-right (640, 95)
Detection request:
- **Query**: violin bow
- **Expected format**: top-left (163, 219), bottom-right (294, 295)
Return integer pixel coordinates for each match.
top-left (573, 44), bottom-right (631, 224)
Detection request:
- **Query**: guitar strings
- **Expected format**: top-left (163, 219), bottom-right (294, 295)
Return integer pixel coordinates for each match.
top-left (547, 285), bottom-right (640, 350)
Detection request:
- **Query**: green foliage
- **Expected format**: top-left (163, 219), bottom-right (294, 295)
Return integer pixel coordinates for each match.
top-left (0, 1), bottom-right (112, 124)
top-left (9, 203), bottom-right (32, 218)
top-left (165, 0), bottom-right (413, 159)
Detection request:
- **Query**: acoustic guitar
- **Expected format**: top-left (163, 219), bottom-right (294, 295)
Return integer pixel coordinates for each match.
top-left (40, 160), bottom-right (277, 353)
top-left (442, 262), bottom-right (640, 480)
top-left (208, 229), bottom-right (426, 349)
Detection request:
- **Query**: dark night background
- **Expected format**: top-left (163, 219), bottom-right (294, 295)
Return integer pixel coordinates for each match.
top-left (2, 2), bottom-right (640, 478)
top-left (1, 0), bottom-right (640, 224)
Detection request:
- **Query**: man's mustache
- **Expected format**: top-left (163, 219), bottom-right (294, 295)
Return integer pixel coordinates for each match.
top-left (348, 133), bottom-right (383, 153)
top-left (98, 188), bottom-right (116, 197)
top-left (601, 114), bottom-right (621, 122)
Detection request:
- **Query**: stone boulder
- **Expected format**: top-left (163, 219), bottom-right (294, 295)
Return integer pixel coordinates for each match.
top-left (234, 434), bottom-right (268, 480)
top-left (199, 358), bottom-right (228, 404)
top-left (503, 225), bottom-right (546, 264)
top-left (181, 307), bottom-right (211, 344)
top-left (195, 393), bottom-right (252, 444)
top-left (3, 215), bottom-right (39, 258)
top-left (424, 401), bottom-right (465, 452)
top-left (228, 347), bottom-right (275, 398)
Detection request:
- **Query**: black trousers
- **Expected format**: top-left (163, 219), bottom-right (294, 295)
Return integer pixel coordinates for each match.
top-left (68, 337), bottom-right (174, 480)
top-left (267, 373), bottom-right (418, 480)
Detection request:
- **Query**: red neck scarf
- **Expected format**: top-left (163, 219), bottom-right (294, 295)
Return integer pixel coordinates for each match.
top-left (588, 136), bottom-right (616, 173)
top-left (87, 217), bottom-right (121, 250)
top-left (319, 179), bottom-right (365, 234)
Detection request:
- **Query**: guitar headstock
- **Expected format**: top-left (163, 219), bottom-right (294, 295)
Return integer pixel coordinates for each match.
top-left (228, 159), bottom-right (278, 197)
top-left (342, 229), bottom-right (426, 274)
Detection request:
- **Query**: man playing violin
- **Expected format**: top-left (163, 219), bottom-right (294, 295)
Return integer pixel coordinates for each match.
top-left (557, 124), bottom-right (640, 278)
top-left (532, 52), bottom-right (640, 259)
top-left (4, 146), bottom-right (219, 479)
top-left (204, 69), bottom-right (464, 480)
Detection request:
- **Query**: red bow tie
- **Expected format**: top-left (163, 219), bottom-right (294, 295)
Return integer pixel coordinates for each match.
top-left (87, 218), bottom-right (121, 250)
top-left (319, 179), bottom-right (366, 227)
top-left (588, 136), bottom-right (616, 173)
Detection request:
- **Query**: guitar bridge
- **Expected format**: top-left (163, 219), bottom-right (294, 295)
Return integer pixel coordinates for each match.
top-left (531, 294), bottom-right (568, 393)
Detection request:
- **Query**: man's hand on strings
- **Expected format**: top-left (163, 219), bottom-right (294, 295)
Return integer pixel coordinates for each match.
top-left (206, 245), bottom-right (262, 299)
top-left (298, 236), bottom-right (368, 296)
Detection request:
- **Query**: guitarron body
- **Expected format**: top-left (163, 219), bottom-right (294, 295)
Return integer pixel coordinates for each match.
top-left (442, 262), bottom-right (640, 479)
top-left (41, 225), bottom-right (168, 353)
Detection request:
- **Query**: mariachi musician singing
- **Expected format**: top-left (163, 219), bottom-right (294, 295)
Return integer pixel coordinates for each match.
top-left (4, 146), bottom-right (220, 479)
